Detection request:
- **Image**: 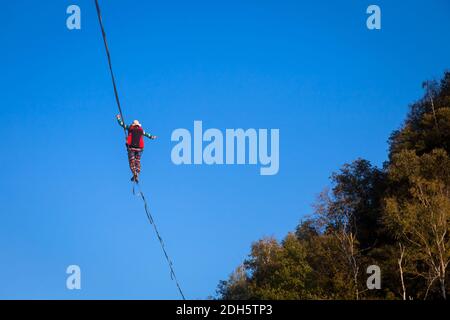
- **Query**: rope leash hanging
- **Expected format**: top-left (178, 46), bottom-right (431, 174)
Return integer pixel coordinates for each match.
top-left (94, 0), bottom-right (127, 139)
top-left (137, 183), bottom-right (186, 299)
top-left (93, 0), bottom-right (186, 300)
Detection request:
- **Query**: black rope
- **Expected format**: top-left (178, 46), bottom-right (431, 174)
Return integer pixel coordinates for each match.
top-left (94, 0), bottom-right (127, 139)
top-left (93, 0), bottom-right (186, 300)
top-left (137, 183), bottom-right (186, 300)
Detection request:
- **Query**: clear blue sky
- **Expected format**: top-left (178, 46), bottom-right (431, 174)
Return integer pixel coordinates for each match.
top-left (0, 0), bottom-right (449, 299)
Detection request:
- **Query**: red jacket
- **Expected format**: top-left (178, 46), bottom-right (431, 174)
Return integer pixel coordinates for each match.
top-left (117, 118), bottom-right (154, 149)
top-left (127, 125), bottom-right (145, 149)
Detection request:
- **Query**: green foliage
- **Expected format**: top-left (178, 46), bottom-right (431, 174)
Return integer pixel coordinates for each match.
top-left (217, 235), bottom-right (312, 300)
top-left (384, 149), bottom-right (450, 299)
top-left (389, 72), bottom-right (450, 156)
top-left (216, 265), bottom-right (250, 300)
top-left (216, 71), bottom-right (450, 300)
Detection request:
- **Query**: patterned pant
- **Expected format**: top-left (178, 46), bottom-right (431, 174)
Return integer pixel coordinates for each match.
top-left (127, 147), bottom-right (143, 177)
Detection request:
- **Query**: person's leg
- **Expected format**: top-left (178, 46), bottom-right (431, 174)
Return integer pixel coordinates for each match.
top-left (128, 148), bottom-right (137, 178)
top-left (135, 151), bottom-right (142, 177)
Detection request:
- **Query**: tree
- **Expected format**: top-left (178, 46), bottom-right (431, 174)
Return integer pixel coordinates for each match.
top-left (296, 220), bottom-right (358, 299)
top-left (246, 235), bottom-right (312, 299)
top-left (216, 265), bottom-right (250, 300)
top-left (217, 235), bottom-right (312, 300)
top-left (313, 159), bottom-right (388, 299)
top-left (384, 149), bottom-right (450, 299)
top-left (389, 72), bottom-right (450, 157)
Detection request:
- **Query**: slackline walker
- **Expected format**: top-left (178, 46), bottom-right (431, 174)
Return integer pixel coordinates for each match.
top-left (93, 0), bottom-right (185, 300)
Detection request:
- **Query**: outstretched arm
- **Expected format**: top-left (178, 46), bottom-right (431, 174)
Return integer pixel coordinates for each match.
top-left (144, 131), bottom-right (157, 140)
top-left (116, 115), bottom-right (129, 130)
